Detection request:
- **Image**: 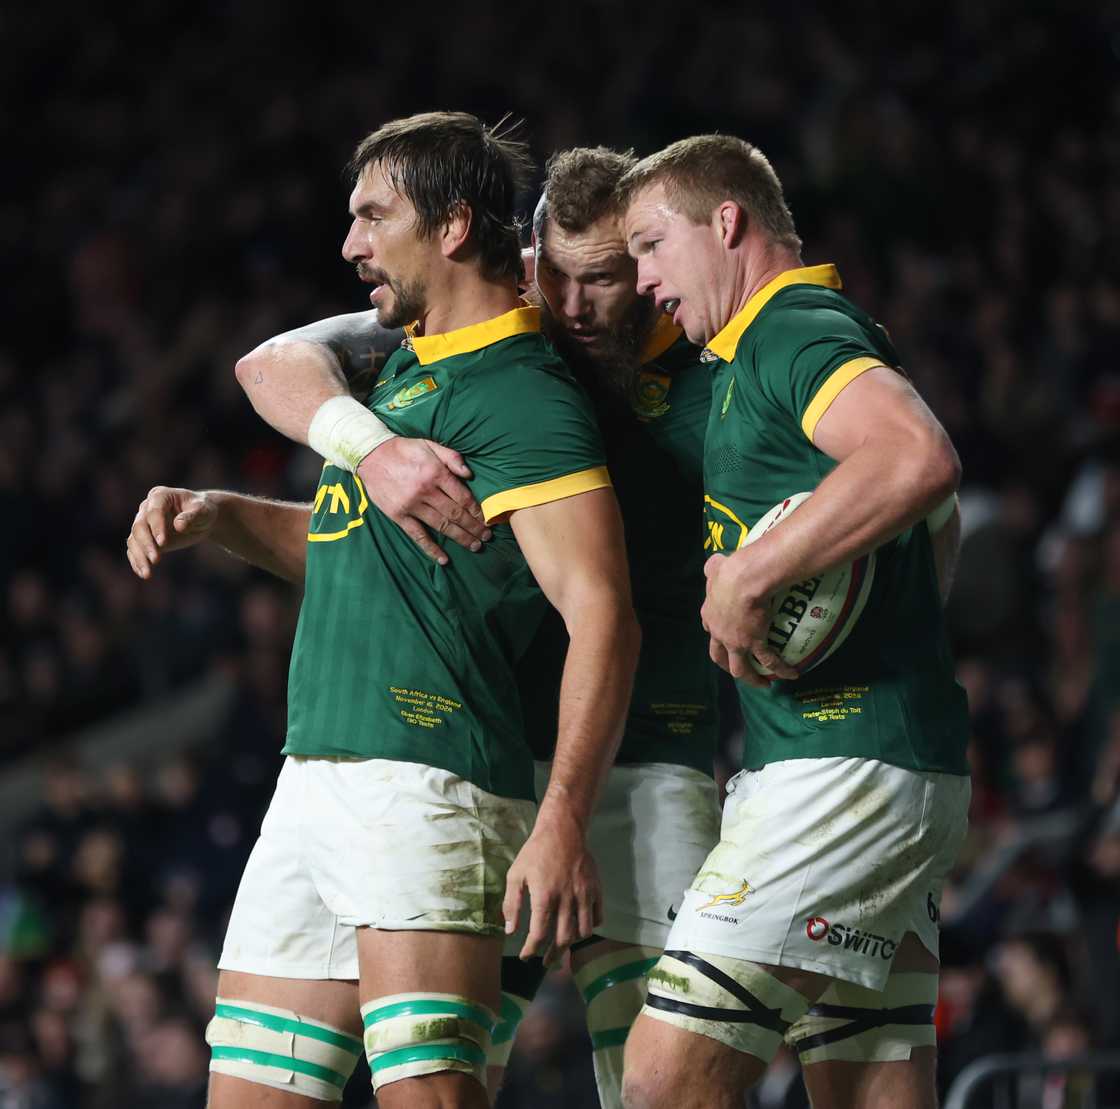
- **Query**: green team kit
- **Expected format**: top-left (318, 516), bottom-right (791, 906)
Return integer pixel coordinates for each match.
top-left (517, 315), bottom-right (719, 774)
top-left (701, 265), bottom-right (969, 775)
top-left (283, 306), bottom-right (610, 802)
top-left (496, 316), bottom-right (723, 1092)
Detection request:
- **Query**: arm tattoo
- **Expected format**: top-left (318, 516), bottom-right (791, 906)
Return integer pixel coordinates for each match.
top-left (277, 312), bottom-right (405, 398)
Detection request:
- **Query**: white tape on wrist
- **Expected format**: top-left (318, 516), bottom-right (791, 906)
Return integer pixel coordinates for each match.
top-left (307, 395), bottom-right (396, 473)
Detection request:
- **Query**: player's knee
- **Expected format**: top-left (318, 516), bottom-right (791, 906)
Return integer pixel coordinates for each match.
top-left (621, 1063), bottom-right (677, 1109)
top-left (205, 996), bottom-right (363, 1102)
top-left (621, 1050), bottom-right (715, 1109)
top-left (620, 1069), bottom-right (653, 1109)
top-left (361, 992), bottom-right (496, 1094)
top-left (643, 950), bottom-right (812, 1066)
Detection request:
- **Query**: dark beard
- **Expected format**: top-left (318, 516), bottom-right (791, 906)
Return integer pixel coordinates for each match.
top-left (356, 263), bottom-right (427, 330)
top-left (376, 275), bottom-right (428, 330)
top-left (543, 296), bottom-right (659, 404)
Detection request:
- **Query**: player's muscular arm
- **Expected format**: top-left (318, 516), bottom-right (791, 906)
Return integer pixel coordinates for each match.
top-left (742, 367), bottom-right (959, 582)
top-left (502, 488), bottom-right (640, 960)
top-left (235, 312), bottom-right (387, 440)
top-left (703, 367), bottom-right (960, 683)
top-left (234, 312), bottom-right (489, 564)
top-left (126, 486), bottom-right (309, 585)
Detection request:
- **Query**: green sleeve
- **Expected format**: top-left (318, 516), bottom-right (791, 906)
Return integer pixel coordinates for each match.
top-left (753, 307), bottom-right (891, 439)
top-left (441, 358), bottom-right (610, 524)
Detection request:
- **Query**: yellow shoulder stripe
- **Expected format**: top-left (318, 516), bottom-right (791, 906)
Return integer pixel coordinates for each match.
top-left (481, 466), bottom-right (612, 524)
top-left (801, 357), bottom-right (885, 442)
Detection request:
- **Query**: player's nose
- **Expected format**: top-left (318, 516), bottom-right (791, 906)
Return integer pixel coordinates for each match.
top-left (341, 220), bottom-right (367, 264)
top-left (636, 258), bottom-right (659, 298)
top-left (562, 283), bottom-right (589, 321)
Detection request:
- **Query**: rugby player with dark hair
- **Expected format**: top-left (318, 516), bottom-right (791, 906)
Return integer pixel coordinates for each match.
top-left (127, 112), bottom-right (639, 1109)
top-left (232, 144), bottom-right (724, 1109)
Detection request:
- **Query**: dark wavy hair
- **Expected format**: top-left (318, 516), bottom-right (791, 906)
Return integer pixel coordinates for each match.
top-left (347, 111), bottom-right (532, 283)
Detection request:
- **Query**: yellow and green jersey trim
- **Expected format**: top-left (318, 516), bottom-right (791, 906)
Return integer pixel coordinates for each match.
top-left (800, 355), bottom-right (885, 441)
top-left (703, 264), bottom-right (842, 363)
top-left (703, 265), bottom-right (891, 443)
top-left (481, 465), bottom-right (612, 524)
top-left (404, 305), bottom-right (540, 365)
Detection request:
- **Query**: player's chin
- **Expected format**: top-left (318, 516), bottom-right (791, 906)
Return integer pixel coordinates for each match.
top-left (375, 295), bottom-right (405, 329)
top-left (682, 316), bottom-right (708, 346)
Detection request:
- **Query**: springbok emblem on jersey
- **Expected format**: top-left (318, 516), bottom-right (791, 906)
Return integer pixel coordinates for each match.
top-left (698, 880), bottom-right (754, 911)
top-left (632, 371), bottom-right (671, 420)
top-left (386, 375), bottom-right (438, 411)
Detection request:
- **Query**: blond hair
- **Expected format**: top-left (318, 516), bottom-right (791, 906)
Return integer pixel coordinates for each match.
top-left (618, 134), bottom-right (801, 251)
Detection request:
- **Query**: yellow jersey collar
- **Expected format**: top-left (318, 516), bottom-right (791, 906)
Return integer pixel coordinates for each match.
top-left (703, 264), bottom-right (842, 363)
top-left (640, 314), bottom-right (683, 365)
top-left (404, 305), bottom-right (541, 366)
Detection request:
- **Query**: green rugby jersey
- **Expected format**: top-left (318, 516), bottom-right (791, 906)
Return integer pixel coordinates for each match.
top-left (702, 265), bottom-right (968, 776)
top-left (517, 316), bottom-right (720, 775)
top-left (283, 306), bottom-right (611, 801)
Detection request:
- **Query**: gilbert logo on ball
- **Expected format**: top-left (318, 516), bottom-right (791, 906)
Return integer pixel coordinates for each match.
top-left (744, 492), bottom-right (875, 676)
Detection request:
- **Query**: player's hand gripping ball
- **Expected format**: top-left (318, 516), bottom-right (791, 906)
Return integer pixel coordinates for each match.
top-left (744, 492), bottom-right (876, 676)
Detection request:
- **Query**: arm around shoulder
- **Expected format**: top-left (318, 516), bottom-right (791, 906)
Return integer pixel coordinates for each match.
top-left (234, 309), bottom-right (399, 445)
top-left (234, 315), bottom-right (487, 561)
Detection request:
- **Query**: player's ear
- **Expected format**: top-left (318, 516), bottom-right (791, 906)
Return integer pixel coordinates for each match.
top-left (441, 201), bottom-right (473, 258)
top-left (716, 201), bottom-right (747, 249)
top-left (520, 245), bottom-right (537, 294)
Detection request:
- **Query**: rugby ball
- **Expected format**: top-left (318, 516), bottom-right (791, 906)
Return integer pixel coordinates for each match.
top-left (744, 492), bottom-right (875, 676)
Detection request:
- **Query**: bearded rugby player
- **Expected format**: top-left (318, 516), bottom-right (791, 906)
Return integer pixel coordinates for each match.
top-left (234, 147), bottom-right (723, 1109)
top-left (127, 113), bottom-right (639, 1109)
top-left (618, 135), bottom-right (967, 1109)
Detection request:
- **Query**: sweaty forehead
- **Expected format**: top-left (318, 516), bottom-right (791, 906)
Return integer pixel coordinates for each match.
top-left (349, 162), bottom-right (404, 214)
top-left (541, 217), bottom-right (629, 273)
top-left (624, 183), bottom-right (676, 238)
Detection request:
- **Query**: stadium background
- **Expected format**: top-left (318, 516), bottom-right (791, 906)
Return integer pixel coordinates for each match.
top-left (3, 2), bottom-right (1120, 1105)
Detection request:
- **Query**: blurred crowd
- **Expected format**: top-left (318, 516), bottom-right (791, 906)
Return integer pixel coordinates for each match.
top-left (3, 0), bottom-right (1120, 1104)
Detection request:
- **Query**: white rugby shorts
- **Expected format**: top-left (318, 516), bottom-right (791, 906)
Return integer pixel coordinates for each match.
top-left (219, 756), bottom-right (536, 980)
top-left (662, 757), bottom-right (969, 990)
top-left (533, 760), bottom-right (721, 948)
